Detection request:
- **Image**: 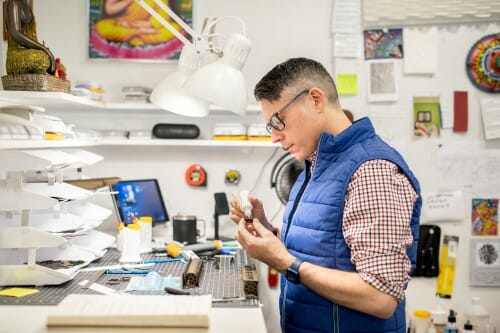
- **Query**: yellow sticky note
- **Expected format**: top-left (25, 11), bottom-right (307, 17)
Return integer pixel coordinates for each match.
top-left (0, 287), bottom-right (40, 297)
top-left (336, 74), bottom-right (358, 95)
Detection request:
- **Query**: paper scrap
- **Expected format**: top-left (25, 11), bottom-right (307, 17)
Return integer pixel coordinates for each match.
top-left (0, 287), bottom-right (39, 297)
top-left (336, 74), bottom-right (358, 95)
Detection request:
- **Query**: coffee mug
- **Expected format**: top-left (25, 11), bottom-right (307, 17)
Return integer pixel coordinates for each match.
top-left (172, 215), bottom-right (206, 245)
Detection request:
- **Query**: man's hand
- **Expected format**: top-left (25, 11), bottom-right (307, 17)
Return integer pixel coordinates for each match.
top-left (236, 218), bottom-right (293, 272)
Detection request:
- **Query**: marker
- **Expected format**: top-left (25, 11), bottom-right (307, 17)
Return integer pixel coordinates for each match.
top-left (164, 286), bottom-right (190, 295)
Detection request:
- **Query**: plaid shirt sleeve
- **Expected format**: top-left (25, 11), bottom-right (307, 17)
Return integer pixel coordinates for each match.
top-left (342, 160), bottom-right (418, 302)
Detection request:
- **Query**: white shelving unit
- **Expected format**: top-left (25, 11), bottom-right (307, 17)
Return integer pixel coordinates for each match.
top-left (0, 149), bottom-right (113, 287)
top-left (0, 91), bottom-right (275, 150)
top-left (0, 90), bottom-right (261, 113)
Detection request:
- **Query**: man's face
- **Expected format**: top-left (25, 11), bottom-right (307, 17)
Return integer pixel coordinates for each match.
top-left (261, 92), bottom-right (320, 161)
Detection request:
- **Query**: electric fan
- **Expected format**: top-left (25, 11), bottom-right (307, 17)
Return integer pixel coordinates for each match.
top-left (270, 153), bottom-right (305, 205)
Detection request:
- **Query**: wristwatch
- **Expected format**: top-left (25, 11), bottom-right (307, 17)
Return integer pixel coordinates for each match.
top-left (286, 258), bottom-right (304, 284)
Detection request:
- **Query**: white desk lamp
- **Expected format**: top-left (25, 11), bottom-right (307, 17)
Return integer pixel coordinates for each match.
top-left (136, 0), bottom-right (252, 117)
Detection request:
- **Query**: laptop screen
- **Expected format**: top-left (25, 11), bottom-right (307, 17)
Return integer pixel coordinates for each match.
top-left (111, 179), bottom-right (169, 225)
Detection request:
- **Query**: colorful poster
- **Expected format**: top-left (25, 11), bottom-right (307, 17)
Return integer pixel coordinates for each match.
top-left (364, 29), bottom-right (403, 60)
top-left (413, 96), bottom-right (441, 138)
top-left (471, 198), bottom-right (499, 236)
top-left (88, 0), bottom-right (193, 61)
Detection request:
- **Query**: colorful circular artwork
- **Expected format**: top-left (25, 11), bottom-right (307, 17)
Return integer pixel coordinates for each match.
top-left (466, 33), bottom-right (500, 93)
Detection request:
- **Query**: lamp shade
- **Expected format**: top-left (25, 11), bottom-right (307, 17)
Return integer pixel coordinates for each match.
top-left (183, 33), bottom-right (252, 116)
top-left (149, 45), bottom-right (209, 117)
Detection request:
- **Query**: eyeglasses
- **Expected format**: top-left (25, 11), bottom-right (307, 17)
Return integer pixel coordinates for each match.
top-left (265, 89), bottom-right (309, 134)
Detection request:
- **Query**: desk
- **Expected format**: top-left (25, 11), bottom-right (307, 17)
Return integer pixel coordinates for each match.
top-left (0, 305), bottom-right (268, 333)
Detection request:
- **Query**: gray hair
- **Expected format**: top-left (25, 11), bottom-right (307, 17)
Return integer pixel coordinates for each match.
top-left (254, 57), bottom-right (338, 104)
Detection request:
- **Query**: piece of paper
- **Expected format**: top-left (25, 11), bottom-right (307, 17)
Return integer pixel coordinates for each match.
top-left (47, 294), bottom-right (212, 328)
top-left (334, 32), bottom-right (363, 58)
top-left (331, 0), bottom-right (362, 58)
top-left (331, 0), bottom-right (361, 34)
top-left (470, 238), bottom-right (500, 286)
top-left (481, 98), bottom-right (500, 140)
top-left (336, 74), bottom-right (358, 95)
top-left (421, 191), bottom-right (465, 223)
top-left (403, 27), bottom-right (437, 74)
top-left (366, 59), bottom-right (398, 102)
top-left (0, 287), bottom-right (39, 297)
top-left (453, 91), bottom-right (468, 132)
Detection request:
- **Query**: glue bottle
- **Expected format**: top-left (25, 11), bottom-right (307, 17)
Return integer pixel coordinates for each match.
top-left (444, 309), bottom-right (458, 333)
top-left (239, 190), bottom-right (252, 218)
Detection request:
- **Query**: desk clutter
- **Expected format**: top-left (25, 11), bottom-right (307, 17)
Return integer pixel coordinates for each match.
top-left (0, 248), bottom-right (260, 308)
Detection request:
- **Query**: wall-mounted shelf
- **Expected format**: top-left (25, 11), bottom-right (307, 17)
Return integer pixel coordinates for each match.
top-left (0, 91), bottom-right (261, 114)
top-left (0, 138), bottom-right (277, 150)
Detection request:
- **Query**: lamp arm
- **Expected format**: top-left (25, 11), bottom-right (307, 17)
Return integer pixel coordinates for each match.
top-left (135, 0), bottom-right (193, 47)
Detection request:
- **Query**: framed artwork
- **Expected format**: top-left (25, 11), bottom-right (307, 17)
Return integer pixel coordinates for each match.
top-left (87, 0), bottom-right (193, 61)
top-left (366, 59), bottom-right (398, 102)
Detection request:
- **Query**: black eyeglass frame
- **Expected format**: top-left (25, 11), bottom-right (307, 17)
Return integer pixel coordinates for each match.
top-left (265, 89), bottom-right (309, 134)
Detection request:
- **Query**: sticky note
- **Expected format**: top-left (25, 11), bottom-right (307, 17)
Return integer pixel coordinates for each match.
top-left (336, 74), bottom-right (358, 95)
top-left (0, 287), bottom-right (40, 297)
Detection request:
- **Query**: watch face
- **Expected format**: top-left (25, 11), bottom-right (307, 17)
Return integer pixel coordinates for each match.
top-left (286, 270), bottom-right (300, 284)
top-left (286, 259), bottom-right (302, 284)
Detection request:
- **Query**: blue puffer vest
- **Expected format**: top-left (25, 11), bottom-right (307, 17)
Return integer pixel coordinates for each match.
top-left (279, 118), bottom-right (421, 333)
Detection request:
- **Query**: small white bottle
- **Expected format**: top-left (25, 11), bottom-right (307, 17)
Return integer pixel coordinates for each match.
top-left (465, 297), bottom-right (490, 333)
top-left (239, 190), bottom-right (252, 218)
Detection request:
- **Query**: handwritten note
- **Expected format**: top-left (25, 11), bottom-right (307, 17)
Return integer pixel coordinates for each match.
top-left (422, 191), bottom-right (465, 222)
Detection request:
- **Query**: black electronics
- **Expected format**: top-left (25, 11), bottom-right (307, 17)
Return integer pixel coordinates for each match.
top-left (152, 123), bottom-right (200, 139)
top-left (208, 192), bottom-right (233, 241)
top-left (412, 224), bottom-right (441, 277)
top-left (111, 179), bottom-right (169, 226)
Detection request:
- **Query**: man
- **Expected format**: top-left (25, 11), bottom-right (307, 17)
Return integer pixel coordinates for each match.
top-left (230, 57), bottom-right (421, 333)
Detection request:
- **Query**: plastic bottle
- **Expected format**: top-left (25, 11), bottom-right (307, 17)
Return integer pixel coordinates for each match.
top-left (413, 310), bottom-right (431, 333)
top-left (138, 216), bottom-right (153, 253)
top-left (119, 223), bottom-right (142, 263)
top-left (444, 309), bottom-right (458, 333)
top-left (431, 298), bottom-right (448, 333)
top-left (239, 190), bottom-right (252, 218)
top-left (465, 297), bottom-right (490, 333)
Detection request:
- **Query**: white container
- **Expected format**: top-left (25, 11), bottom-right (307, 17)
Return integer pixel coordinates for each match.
top-left (465, 297), bottom-right (490, 333)
top-left (119, 224), bottom-right (142, 263)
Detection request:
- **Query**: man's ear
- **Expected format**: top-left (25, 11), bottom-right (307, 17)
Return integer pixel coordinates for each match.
top-left (309, 87), bottom-right (326, 111)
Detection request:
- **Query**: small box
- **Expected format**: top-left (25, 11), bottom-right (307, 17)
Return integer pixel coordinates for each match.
top-left (212, 123), bottom-right (247, 140)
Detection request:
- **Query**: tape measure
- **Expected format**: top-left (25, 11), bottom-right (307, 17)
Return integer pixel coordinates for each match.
top-left (225, 169), bottom-right (241, 184)
top-left (185, 164), bottom-right (207, 187)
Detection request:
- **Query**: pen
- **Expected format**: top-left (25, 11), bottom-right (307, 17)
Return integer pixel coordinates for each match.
top-left (105, 269), bottom-right (154, 274)
top-left (164, 286), bottom-right (190, 295)
top-left (143, 258), bottom-right (182, 264)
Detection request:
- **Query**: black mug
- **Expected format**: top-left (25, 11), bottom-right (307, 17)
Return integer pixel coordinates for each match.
top-left (172, 215), bottom-right (205, 245)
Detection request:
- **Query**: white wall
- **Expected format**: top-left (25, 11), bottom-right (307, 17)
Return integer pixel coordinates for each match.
top-left (1, 1), bottom-right (500, 332)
